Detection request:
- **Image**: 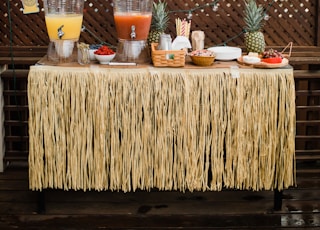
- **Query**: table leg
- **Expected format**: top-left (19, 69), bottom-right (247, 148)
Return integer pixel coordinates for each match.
top-left (273, 189), bottom-right (283, 211)
top-left (37, 191), bottom-right (46, 214)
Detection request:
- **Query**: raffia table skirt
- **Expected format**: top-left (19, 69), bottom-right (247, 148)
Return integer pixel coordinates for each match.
top-left (27, 65), bottom-right (296, 192)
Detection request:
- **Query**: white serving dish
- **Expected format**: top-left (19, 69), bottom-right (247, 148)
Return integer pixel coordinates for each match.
top-left (89, 49), bottom-right (97, 61)
top-left (94, 53), bottom-right (116, 64)
top-left (207, 46), bottom-right (242, 61)
top-left (242, 55), bottom-right (261, 64)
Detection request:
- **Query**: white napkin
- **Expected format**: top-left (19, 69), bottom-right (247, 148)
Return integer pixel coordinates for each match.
top-left (172, 36), bottom-right (192, 50)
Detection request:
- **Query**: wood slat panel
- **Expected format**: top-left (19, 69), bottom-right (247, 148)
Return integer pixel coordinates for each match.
top-left (295, 70), bottom-right (320, 177)
top-left (296, 106), bottom-right (320, 110)
top-left (0, 164), bottom-right (318, 229)
top-left (0, 0), bottom-right (318, 47)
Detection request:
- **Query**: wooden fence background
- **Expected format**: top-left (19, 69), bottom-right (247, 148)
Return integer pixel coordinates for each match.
top-left (0, 0), bottom-right (319, 48)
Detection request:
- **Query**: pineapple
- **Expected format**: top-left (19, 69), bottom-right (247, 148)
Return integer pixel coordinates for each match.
top-left (243, 0), bottom-right (266, 53)
top-left (148, 0), bottom-right (170, 46)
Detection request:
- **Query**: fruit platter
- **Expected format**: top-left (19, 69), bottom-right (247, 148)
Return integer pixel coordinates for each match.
top-left (237, 48), bottom-right (289, 68)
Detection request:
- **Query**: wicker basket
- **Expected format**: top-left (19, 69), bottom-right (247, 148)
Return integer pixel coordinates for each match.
top-left (190, 55), bottom-right (215, 66)
top-left (151, 43), bottom-right (185, 67)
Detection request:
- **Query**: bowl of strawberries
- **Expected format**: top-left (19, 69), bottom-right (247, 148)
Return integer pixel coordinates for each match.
top-left (94, 45), bottom-right (116, 64)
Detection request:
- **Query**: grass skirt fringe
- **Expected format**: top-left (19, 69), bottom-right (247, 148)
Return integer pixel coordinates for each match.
top-left (28, 66), bottom-right (295, 192)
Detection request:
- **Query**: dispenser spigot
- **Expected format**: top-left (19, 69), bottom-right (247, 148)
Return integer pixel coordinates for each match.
top-left (130, 25), bottom-right (136, 39)
top-left (58, 25), bottom-right (65, 39)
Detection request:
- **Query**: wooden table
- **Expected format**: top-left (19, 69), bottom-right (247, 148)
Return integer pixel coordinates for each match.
top-left (27, 63), bottom-right (296, 195)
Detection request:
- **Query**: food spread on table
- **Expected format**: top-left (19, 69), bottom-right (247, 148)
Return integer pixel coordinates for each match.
top-left (89, 0), bottom-right (289, 68)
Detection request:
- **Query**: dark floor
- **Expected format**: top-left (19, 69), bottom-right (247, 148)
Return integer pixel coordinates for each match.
top-left (0, 162), bottom-right (319, 230)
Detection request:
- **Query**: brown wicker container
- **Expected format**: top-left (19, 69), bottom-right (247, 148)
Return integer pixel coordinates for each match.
top-left (190, 55), bottom-right (215, 66)
top-left (151, 43), bottom-right (185, 67)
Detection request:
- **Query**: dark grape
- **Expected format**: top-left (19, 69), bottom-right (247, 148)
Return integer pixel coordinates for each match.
top-left (262, 48), bottom-right (284, 58)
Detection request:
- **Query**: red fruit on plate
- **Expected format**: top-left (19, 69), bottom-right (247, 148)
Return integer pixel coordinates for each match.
top-left (261, 57), bottom-right (283, 64)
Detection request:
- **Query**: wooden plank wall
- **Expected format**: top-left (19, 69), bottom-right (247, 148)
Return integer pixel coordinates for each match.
top-left (294, 71), bottom-right (320, 176)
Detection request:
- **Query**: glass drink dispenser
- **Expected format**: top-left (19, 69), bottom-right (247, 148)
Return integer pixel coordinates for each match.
top-left (44, 0), bottom-right (84, 63)
top-left (113, 0), bottom-right (152, 64)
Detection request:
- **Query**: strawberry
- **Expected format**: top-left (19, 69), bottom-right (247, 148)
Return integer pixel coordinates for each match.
top-left (94, 45), bottom-right (115, 55)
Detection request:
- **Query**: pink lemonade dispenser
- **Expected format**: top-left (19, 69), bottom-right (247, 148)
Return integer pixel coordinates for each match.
top-left (113, 0), bottom-right (152, 64)
top-left (43, 0), bottom-right (84, 63)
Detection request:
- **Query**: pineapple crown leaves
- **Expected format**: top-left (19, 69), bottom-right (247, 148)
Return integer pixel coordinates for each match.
top-left (243, 0), bottom-right (265, 32)
top-left (150, 0), bottom-right (170, 32)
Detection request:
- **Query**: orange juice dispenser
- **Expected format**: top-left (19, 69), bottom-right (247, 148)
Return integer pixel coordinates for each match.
top-left (113, 0), bottom-right (152, 64)
top-left (44, 0), bottom-right (84, 63)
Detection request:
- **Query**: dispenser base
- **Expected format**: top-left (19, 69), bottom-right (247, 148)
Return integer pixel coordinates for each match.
top-left (47, 40), bottom-right (78, 64)
top-left (113, 40), bottom-right (150, 64)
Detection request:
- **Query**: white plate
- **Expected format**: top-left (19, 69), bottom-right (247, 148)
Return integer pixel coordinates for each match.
top-left (242, 55), bottom-right (261, 64)
top-left (207, 46), bottom-right (242, 61)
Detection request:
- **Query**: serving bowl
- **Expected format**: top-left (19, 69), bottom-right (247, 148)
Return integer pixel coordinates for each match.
top-left (190, 55), bottom-right (215, 66)
top-left (94, 53), bottom-right (116, 64)
top-left (189, 49), bottom-right (215, 66)
top-left (89, 49), bottom-right (97, 61)
top-left (89, 44), bottom-right (103, 61)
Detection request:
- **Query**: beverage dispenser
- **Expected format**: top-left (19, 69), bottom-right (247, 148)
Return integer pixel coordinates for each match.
top-left (113, 0), bottom-right (152, 64)
top-left (44, 0), bottom-right (84, 63)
